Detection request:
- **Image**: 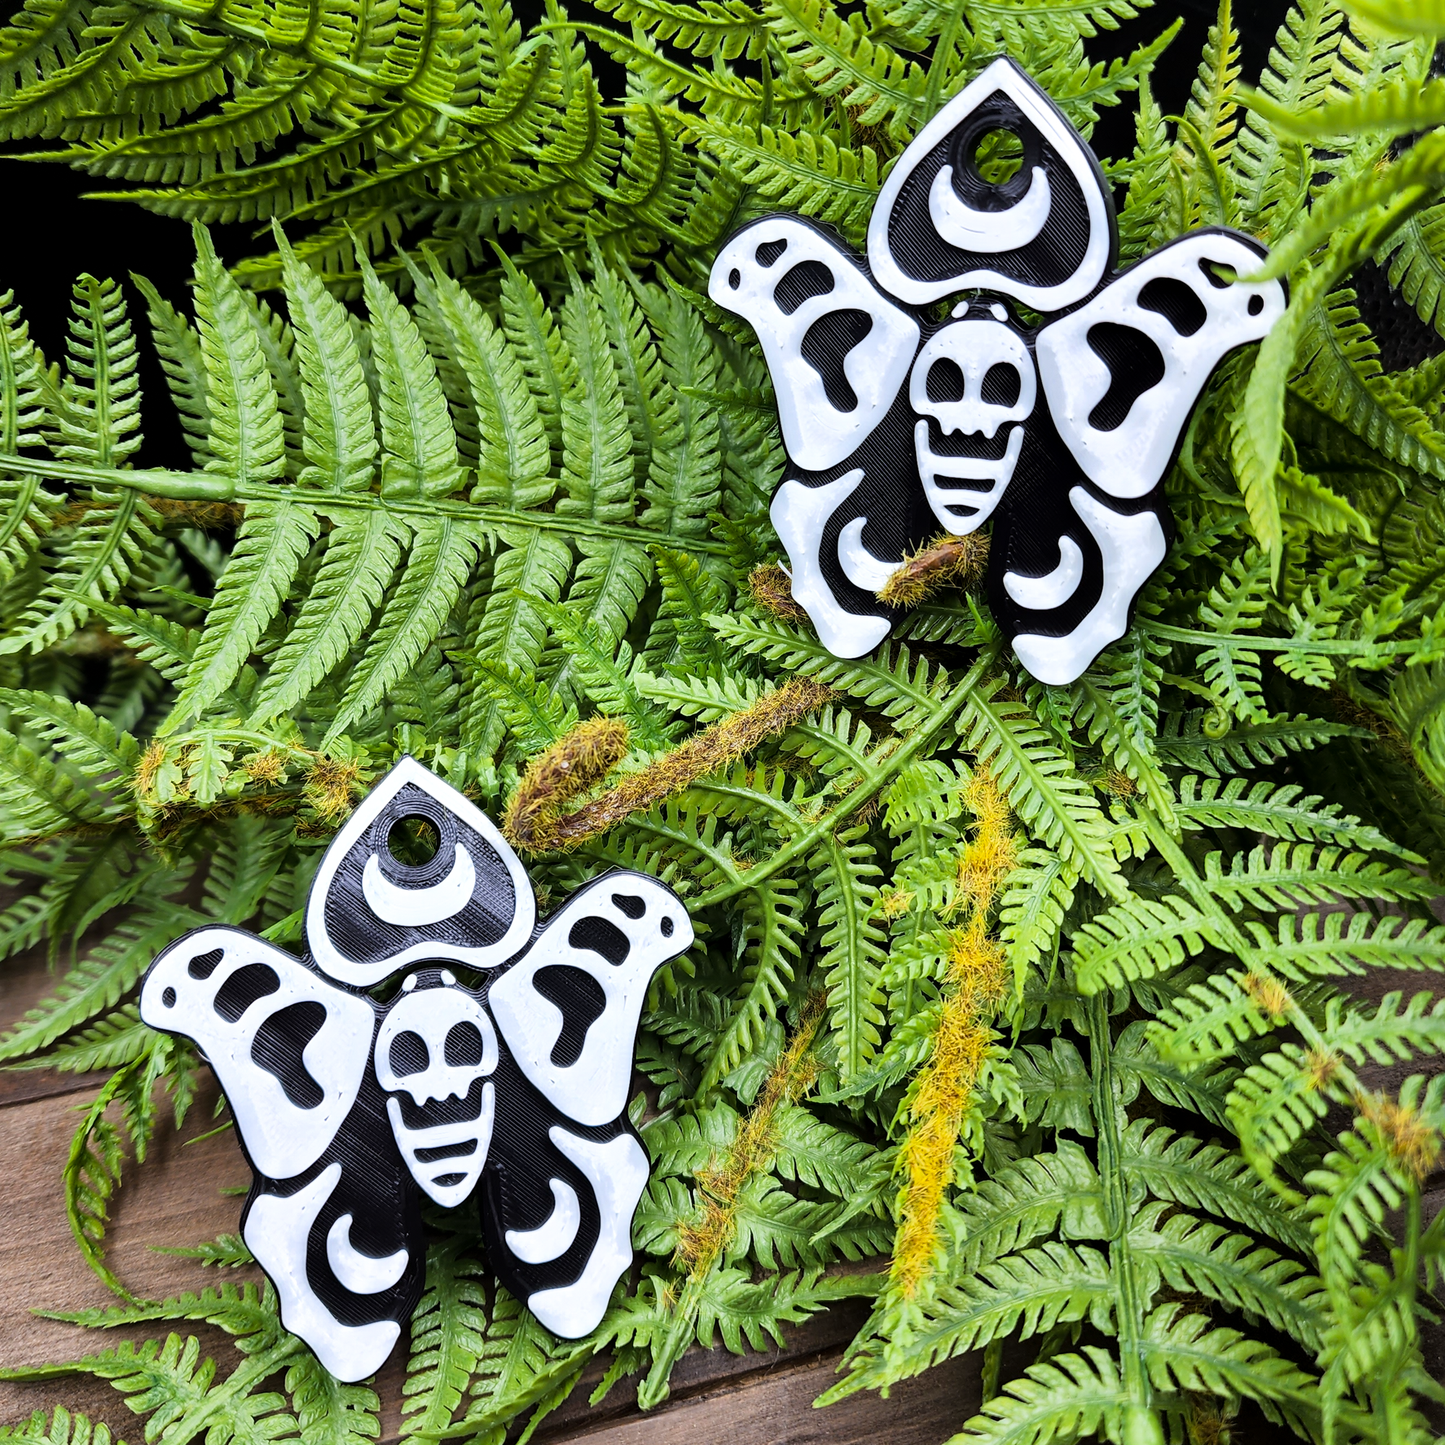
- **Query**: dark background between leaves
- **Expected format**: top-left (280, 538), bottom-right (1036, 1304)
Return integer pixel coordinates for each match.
top-left (0, 0), bottom-right (1300, 468)
top-left (0, 0), bottom-right (1437, 478)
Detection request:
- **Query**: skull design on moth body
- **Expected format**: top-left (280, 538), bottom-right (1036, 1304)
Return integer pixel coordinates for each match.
top-left (139, 756), bottom-right (693, 1381)
top-left (709, 56), bottom-right (1287, 684)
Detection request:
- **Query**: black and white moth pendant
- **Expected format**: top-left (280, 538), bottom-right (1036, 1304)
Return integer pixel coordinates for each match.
top-left (139, 756), bottom-right (693, 1381)
top-left (710, 56), bottom-right (1287, 684)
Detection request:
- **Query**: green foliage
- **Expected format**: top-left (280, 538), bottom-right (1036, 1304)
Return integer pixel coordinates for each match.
top-left (2, 3), bottom-right (1445, 1444)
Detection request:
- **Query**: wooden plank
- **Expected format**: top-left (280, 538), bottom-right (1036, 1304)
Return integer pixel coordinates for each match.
top-left (0, 1076), bottom-right (972, 1444)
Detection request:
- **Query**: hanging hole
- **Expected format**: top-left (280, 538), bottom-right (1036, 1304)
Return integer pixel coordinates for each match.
top-left (972, 128), bottom-right (1024, 186)
top-left (388, 814), bottom-right (440, 866)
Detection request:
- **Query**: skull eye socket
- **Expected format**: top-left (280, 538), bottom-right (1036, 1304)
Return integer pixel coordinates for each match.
top-left (444, 1021), bottom-right (485, 1068)
top-left (389, 1029), bottom-right (430, 1076)
top-left (981, 363), bottom-right (1021, 407)
top-left (926, 357), bottom-right (967, 404)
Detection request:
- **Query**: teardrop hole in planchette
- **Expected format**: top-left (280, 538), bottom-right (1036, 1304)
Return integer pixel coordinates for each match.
top-left (1085, 323), bottom-right (1166, 432)
top-left (970, 126), bottom-right (1024, 186)
top-left (387, 815), bottom-right (440, 866)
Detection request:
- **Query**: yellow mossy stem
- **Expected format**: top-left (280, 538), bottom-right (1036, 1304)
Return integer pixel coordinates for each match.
top-left (890, 773), bottom-right (1013, 1300)
top-left (747, 564), bottom-right (809, 623)
top-left (953, 769), bottom-right (1019, 914)
top-left (133, 740), bottom-right (167, 801)
top-left (1242, 970), bottom-right (1293, 1020)
top-left (304, 755), bottom-right (364, 826)
top-left (241, 749), bottom-right (287, 787)
top-left (877, 533), bottom-right (989, 609)
top-left (675, 993), bottom-right (826, 1279)
top-left (503, 679), bottom-right (836, 853)
top-left (1356, 1090), bottom-right (1443, 1182)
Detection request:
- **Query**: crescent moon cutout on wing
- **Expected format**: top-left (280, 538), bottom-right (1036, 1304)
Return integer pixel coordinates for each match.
top-left (929, 164), bottom-right (1052, 254)
top-left (837, 516), bottom-right (900, 592)
top-left (362, 843), bottom-right (476, 927)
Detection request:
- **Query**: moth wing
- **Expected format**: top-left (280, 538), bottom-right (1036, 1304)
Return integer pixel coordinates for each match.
top-left (1034, 231), bottom-right (1287, 500)
top-left (867, 56), bottom-right (1116, 311)
top-left (480, 1084), bottom-right (650, 1340)
top-left (708, 216), bottom-right (920, 475)
top-left (487, 871), bottom-right (693, 1129)
top-left (139, 925), bottom-right (374, 1181)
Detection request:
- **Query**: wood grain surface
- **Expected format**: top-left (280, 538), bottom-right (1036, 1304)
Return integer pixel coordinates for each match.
top-left (5, 929), bottom-right (1443, 1444)
top-left (0, 943), bottom-right (980, 1444)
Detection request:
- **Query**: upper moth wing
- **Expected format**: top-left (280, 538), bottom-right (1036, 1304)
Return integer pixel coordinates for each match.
top-left (306, 754), bottom-right (537, 987)
top-left (1034, 230), bottom-right (1287, 499)
top-left (486, 871), bottom-right (694, 1128)
top-left (708, 215), bottom-right (920, 475)
top-left (140, 926), bottom-right (424, 1382)
top-left (139, 925), bottom-right (373, 1180)
top-left (867, 56), bottom-right (1116, 311)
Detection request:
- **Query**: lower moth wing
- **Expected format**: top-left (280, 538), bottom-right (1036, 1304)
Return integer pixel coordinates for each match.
top-left (479, 1050), bottom-right (649, 1339)
top-left (486, 871), bottom-right (693, 1128)
top-left (139, 926), bottom-right (423, 1381)
top-left (986, 422), bottom-right (1171, 685)
top-left (768, 391), bottom-right (934, 658)
top-left (240, 1078), bottom-right (426, 1382)
top-left (1034, 230), bottom-right (1286, 501)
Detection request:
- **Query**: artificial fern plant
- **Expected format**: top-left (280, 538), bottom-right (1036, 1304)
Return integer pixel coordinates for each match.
top-left (1, 0), bottom-right (1444, 1442)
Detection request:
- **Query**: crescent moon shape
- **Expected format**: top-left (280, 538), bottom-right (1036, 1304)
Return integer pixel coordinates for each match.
top-left (362, 842), bottom-right (476, 927)
top-left (837, 516), bottom-right (900, 593)
top-left (1003, 534), bottom-right (1085, 611)
top-left (929, 163), bottom-right (1052, 254)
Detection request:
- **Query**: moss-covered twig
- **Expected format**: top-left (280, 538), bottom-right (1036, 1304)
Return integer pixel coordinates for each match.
top-left (503, 680), bottom-right (835, 852)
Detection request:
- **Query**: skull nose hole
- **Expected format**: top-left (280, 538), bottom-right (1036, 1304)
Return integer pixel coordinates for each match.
top-left (389, 1030), bottom-right (430, 1077)
top-left (444, 1021), bottom-right (485, 1068)
top-left (387, 814), bottom-right (440, 866)
top-left (981, 363), bottom-right (1021, 407)
top-left (971, 127), bottom-right (1024, 186)
top-left (926, 357), bottom-right (967, 404)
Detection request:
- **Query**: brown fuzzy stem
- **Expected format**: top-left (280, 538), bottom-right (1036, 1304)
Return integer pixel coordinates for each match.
top-left (747, 564), bottom-right (808, 623)
top-left (877, 533), bottom-right (989, 609)
top-left (502, 717), bottom-right (632, 851)
top-left (503, 678), bottom-right (835, 852)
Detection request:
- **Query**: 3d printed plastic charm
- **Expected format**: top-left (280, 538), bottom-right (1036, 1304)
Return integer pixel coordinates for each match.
top-left (138, 756), bottom-right (693, 1381)
top-left (710, 56), bottom-right (1287, 684)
